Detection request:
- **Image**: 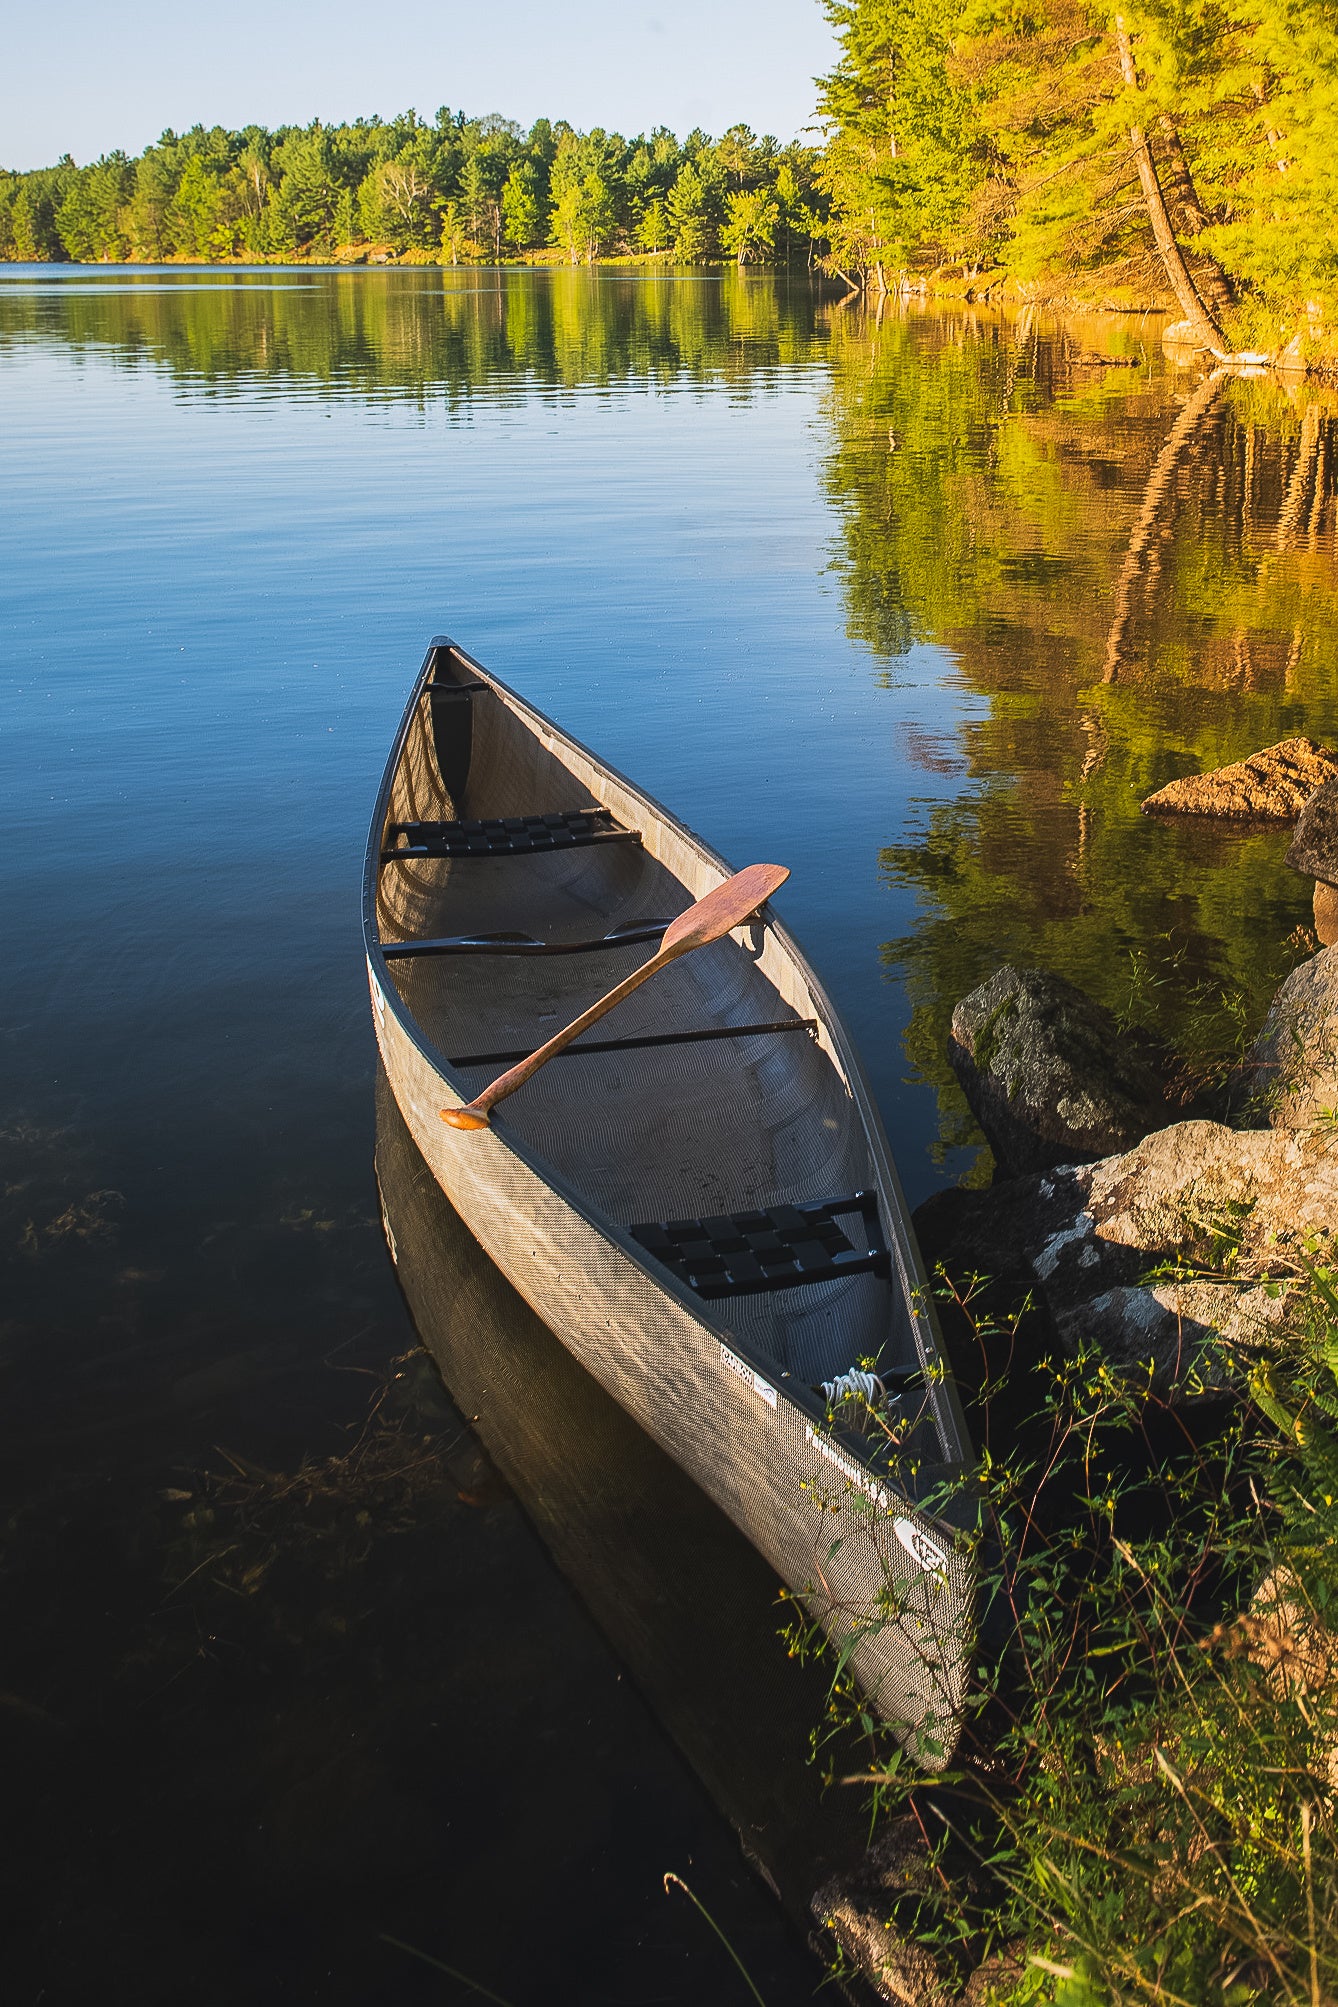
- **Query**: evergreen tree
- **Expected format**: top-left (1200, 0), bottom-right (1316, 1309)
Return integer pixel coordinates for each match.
top-left (817, 0), bottom-right (982, 290)
top-left (2, 107), bottom-right (822, 271)
top-left (169, 156), bottom-right (225, 260)
top-left (637, 197), bottom-right (670, 254)
top-left (56, 154), bottom-right (133, 262)
top-left (501, 160), bottom-right (542, 250)
top-left (270, 128), bottom-right (346, 258)
top-left (818, 0), bottom-right (1338, 344)
top-left (723, 188), bottom-right (780, 264)
top-left (126, 146), bottom-right (176, 261)
top-left (667, 158), bottom-right (723, 260)
top-left (548, 130), bottom-right (620, 262)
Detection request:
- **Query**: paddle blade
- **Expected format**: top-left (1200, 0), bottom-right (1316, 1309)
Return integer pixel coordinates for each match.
top-left (437, 859), bottom-right (790, 1137)
top-left (441, 1105), bottom-right (491, 1129)
top-left (660, 863), bottom-right (789, 956)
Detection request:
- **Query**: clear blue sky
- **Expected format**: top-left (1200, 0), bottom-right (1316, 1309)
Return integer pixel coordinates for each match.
top-left (4, 0), bottom-right (837, 170)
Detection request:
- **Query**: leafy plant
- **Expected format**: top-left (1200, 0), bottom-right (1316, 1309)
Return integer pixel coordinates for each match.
top-left (803, 1250), bottom-right (1338, 2003)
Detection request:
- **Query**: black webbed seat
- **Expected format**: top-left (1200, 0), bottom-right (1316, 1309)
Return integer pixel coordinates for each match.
top-left (630, 1192), bottom-right (889, 1300)
top-left (382, 807), bottom-right (639, 860)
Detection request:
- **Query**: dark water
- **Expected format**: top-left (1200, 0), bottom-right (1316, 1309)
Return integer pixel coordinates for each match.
top-left (3, 265), bottom-right (1338, 2001)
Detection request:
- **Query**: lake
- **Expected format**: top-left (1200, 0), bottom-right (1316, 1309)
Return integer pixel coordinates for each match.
top-left (3, 264), bottom-right (1337, 2002)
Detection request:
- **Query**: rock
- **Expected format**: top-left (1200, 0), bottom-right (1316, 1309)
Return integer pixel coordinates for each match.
top-left (1162, 320), bottom-right (1214, 356)
top-left (1285, 774), bottom-right (1338, 885)
top-left (1315, 881), bottom-right (1338, 948)
top-left (948, 966), bottom-right (1170, 1179)
top-left (1208, 1567), bottom-right (1338, 1791)
top-left (1141, 737), bottom-right (1338, 819)
top-left (810, 1816), bottom-right (953, 2006)
top-left (962, 1947), bottom-right (1030, 2004)
top-left (1213, 1565), bottom-right (1338, 1704)
top-left (916, 1121), bottom-right (1338, 1402)
top-left (914, 1175), bottom-right (1078, 1290)
top-left (1241, 944), bottom-right (1338, 1128)
top-left (810, 1815), bottom-right (1029, 2003)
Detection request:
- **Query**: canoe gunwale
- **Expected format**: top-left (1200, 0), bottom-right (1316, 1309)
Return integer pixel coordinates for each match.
top-left (361, 636), bottom-right (975, 1490)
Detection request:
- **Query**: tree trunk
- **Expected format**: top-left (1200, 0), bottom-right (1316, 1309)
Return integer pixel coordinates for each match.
top-left (1154, 117), bottom-right (1209, 234)
top-left (1154, 116), bottom-right (1236, 319)
top-left (1103, 370), bottom-right (1225, 682)
top-left (1276, 402), bottom-right (1324, 551)
top-left (1114, 17), bottom-right (1226, 354)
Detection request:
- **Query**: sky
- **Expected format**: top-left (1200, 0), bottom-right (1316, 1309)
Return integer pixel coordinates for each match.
top-left (3, 0), bottom-right (838, 170)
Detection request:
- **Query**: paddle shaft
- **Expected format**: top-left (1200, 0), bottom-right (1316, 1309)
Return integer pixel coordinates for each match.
top-left (440, 862), bottom-right (788, 1130)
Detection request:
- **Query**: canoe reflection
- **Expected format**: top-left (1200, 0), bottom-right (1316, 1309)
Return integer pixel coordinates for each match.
top-left (374, 1063), bottom-right (866, 1915)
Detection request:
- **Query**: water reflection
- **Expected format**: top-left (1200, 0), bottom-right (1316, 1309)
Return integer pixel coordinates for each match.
top-left (0, 264), bottom-right (830, 401)
top-left (8, 261), bottom-right (1336, 1991)
top-left (820, 303), bottom-right (1338, 1162)
top-left (5, 268), bottom-right (1335, 1178)
top-left (373, 1063), bottom-right (867, 1918)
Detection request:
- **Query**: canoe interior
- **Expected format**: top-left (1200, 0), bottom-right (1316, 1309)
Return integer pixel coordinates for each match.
top-left (375, 653), bottom-right (941, 1435)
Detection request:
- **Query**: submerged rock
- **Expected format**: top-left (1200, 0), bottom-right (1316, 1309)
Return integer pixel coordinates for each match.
top-left (917, 1121), bottom-right (1338, 1402)
top-left (810, 1816), bottom-right (953, 2006)
top-left (1141, 737), bottom-right (1338, 819)
top-left (1242, 943), bottom-right (1338, 1129)
top-left (948, 965), bottom-right (1169, 1179)
top-left (810, 1814), bottom-right (1026, 2004)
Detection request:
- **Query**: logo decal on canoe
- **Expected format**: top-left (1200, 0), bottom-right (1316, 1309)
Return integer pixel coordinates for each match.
top-left (720, 1343), bottom-right (777, 1408)
top-left (804, 1425), bottom-right (890, 1511)
top-left (893, 1517), bottom-right (950, 1574)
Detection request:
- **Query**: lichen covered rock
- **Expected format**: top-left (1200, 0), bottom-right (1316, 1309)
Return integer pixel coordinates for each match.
top-left (918, 1121), bottom-right (1338, 1401)
top-left (1243, 943), bottom-right (1338, 1128)
top-left (949, 965), bottom-right (1169, 1179)
top-left (1141, 737), bottom-right (1338, 819)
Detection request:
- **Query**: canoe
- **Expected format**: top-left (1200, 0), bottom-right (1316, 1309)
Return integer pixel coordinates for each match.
top-left (373, 1064), bottom-right (869, 1901)
top-left (363, 635), bottom-right (976, 1767)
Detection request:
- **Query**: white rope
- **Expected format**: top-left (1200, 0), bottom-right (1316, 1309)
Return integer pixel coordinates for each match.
top-left (820, 1368), bottom-right (885, 1406)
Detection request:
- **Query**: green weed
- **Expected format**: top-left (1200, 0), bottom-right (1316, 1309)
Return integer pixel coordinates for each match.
top-left (804, 1252), bottom-right (1338, 2004)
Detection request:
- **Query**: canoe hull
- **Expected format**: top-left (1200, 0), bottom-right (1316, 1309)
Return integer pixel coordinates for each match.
top-left (371, 970), bottom-right (972, 1762)
top-left (365, 638), bottom-right (976, 1766)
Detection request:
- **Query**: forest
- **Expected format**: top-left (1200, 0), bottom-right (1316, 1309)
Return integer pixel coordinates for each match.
top-left (6, 0), bottom-right (1337, 357)
top-left (818, 0), bottom-right (1338, 356)
top-left (0, 112), bottom-right (826, 268)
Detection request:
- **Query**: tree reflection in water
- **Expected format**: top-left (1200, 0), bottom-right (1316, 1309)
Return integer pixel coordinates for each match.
top-left (820, 303), bottom-right (1338, 1168)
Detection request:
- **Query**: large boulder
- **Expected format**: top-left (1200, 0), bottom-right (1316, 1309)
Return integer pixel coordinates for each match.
top-left (1141, 737), bottom-right (1338, 819)
top-left (1316, 883), bottom-right (1338, 949)
top-left (1241, 944), bottom-right (1338, 1128)
top-left (949, 965), bottom-right (1170, 1179)
top-left (916, 1121), bottom-right (1338, 1402)
top-left (1285, 778), bottom-right (1338, 941)
top-left (1285, 775), bottom-right (1338, 885)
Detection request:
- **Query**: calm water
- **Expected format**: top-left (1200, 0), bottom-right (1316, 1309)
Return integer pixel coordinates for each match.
top-left (4, 265), bottom-right (1338, 2001)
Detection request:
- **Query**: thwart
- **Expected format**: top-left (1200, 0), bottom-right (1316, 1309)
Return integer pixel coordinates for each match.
top-left (441, 863), bottom-right (790, 1129)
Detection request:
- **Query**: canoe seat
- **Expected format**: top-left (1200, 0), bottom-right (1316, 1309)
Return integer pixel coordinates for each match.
top-left (382, 806), bottom-right (640, 861)
top-left (630, 1192), bottom-right (889, 1301)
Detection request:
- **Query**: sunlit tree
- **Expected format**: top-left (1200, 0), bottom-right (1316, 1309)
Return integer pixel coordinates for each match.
top-left (722, 188), bottom-right (779, 264)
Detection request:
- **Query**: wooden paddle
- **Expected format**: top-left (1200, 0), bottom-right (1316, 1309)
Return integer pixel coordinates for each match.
top-left (440, 861), bottom-right (790, 1130)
